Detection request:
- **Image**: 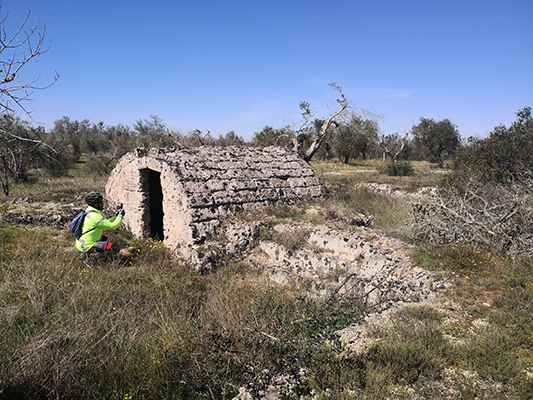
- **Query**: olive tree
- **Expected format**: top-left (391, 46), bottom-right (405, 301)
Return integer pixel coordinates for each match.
top-left (380, 132), bottom-right (411, 162)
top-left (0, 114), bottom-right (39, 193)
top-left (251, 126), bottom-right (296, 148)
top-left (215, 131), bottom-right (246, 147)
top-left (411, 117), bottom-right (460, 168)
top-left (298, 83), bottom-right (379, 162)
top-left (333, 114), bottom-right (379, 163)
top-left (300, 83), bottom-right (350, 162)
top-left (133, 115), bottom-right (179, 148)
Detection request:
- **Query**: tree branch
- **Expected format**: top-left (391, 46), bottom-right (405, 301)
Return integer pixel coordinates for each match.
top-left (0, 8), bottom-right (60, 121)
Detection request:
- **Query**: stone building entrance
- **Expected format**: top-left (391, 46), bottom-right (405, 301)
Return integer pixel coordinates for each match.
top-left (140, 168), bottom-right (164, 240)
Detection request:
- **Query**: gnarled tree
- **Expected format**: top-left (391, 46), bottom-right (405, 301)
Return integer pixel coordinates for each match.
top-left (301, 83), bottom-right (349, 162)
top-left (381, 131), bottom-right (410, 162)
top-left (300, 83), bottom-right (378, 162)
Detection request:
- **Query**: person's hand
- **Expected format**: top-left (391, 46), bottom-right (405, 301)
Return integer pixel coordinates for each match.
top-left (119, 209), bottom-right (125, 218)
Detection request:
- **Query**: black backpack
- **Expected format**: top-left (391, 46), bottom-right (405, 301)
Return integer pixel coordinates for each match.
top-left (70, 210), bottom-right (96, 239)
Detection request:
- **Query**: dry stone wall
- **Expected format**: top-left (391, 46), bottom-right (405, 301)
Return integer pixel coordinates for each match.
top-left (105, 146), bottom-right (323, 260)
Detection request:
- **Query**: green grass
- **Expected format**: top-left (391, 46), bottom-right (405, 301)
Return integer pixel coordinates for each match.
top-left (410, 244), bottom-right (533, 397)
top-left (2, 160), bottom-right (533, 399)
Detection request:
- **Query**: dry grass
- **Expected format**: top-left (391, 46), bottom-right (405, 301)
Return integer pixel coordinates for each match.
top-left (310, 159), bottom-right (442, 193)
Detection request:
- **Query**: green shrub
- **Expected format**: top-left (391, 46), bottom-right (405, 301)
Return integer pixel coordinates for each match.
top-left (410, 243), bottom-right (496, 272)
top-left (450, 106), bottom-right (532, 185)
top-left (517, 374), bottom-right (533, 400)
top-left (382, 160), bottom-right (414, 176)
top-left (362, 305), bottom-right (449, 384)
top-left (257, 225), bottom-right (273, 241)
top-left (460, 327), bottom-right (523, 383)
top-left (308, 346), bottom-right (366, 394)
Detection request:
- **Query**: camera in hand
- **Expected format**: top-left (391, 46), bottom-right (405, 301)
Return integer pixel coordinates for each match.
top-left (117, 202), bottom-right (123, 210)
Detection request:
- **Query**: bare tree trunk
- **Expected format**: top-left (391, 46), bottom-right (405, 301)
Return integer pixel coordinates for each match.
top-left (325, 142), bottom-right (331, 161)
top-left (303, 99), bottom-right (347, 162)
top-left (304, 120), bottom-right (340, 162)
top-left (382, 132), bottom-right (408, 163)
top-left (393, 132), bottom-right (409, 162)
top-left (1, 155), bottom-right (9, 196)
top-left (299, 82), bottom-right (376, 163)
top-left (292, 137), bottom-right (301, 153)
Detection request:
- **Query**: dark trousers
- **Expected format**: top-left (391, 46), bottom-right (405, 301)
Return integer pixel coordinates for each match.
top-left (81, 238), bottom-right (119, 267)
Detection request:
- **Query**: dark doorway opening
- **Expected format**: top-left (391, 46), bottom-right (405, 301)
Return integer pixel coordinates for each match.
top-left (140, 169), bottom-right (164, 240)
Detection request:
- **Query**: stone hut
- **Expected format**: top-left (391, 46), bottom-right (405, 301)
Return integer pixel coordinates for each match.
top-left (105, 146), bottom-right (323, 259)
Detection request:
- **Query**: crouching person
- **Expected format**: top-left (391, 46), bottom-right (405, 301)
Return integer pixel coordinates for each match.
top-left (76, 192), bottom-right (125, 266)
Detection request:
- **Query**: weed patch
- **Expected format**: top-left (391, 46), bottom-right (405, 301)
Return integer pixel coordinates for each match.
top-left (272, 227), bottom-right (311, 251)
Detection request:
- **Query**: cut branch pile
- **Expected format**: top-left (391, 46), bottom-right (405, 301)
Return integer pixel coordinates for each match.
top-left (410, 177), bottom-right (533, 256)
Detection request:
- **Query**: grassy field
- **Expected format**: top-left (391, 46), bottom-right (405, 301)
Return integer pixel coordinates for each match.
top-left (1, 161), bottom-right (533, 399)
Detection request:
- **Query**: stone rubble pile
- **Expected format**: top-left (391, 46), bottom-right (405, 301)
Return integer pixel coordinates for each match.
top-left (355, 182), bottom-right (438, 200)
top-left (247, 224), bottom-right (433, 312)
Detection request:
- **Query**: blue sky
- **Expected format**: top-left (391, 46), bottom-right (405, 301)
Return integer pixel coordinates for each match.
top-left (3, 0), bottom-right (532, 140)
